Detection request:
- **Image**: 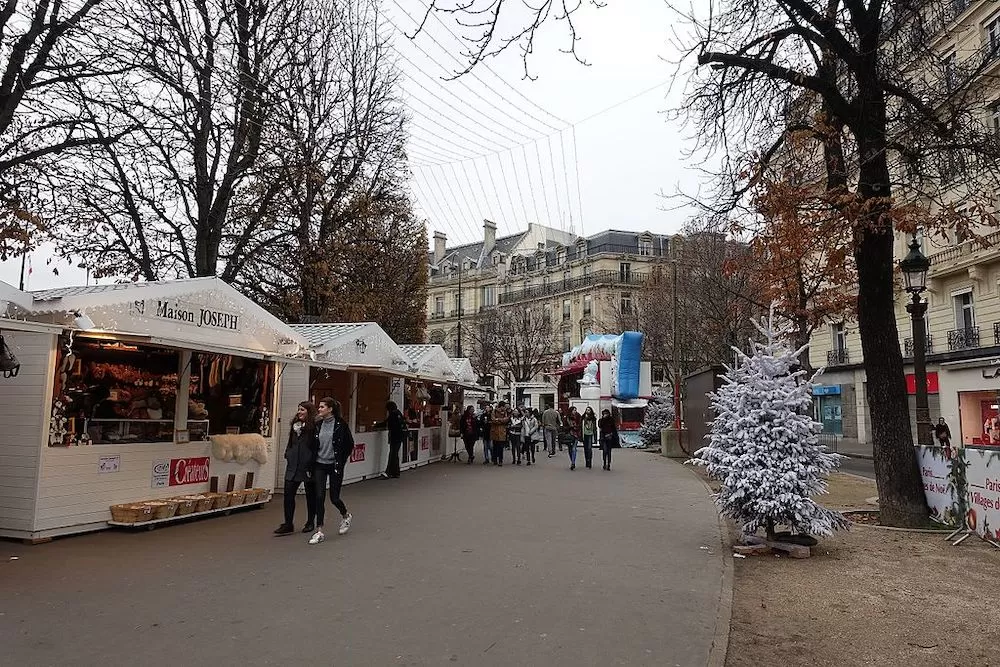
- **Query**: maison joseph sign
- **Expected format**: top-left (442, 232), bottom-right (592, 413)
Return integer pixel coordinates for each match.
top-left (132, 299), bottom-right (240, 332)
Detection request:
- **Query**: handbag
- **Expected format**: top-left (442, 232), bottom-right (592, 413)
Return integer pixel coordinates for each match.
top-left (0, 335), bottom-right (19, 378)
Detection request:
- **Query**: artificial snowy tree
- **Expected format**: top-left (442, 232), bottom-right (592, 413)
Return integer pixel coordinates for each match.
top-left (689, 304), bottom-right (848, 541)
top-left (638, 391), bottom-right (674, 448)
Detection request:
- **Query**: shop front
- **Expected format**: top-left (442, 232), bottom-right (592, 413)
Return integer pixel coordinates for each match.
top-left (399, 345), bottom-right (456, 466)
top-left (0, 278), bottom-right (308, 540)
top-left (288, 322), bottom-right (415, 483)
top-left (938, 357), bottom-right (1000, 447)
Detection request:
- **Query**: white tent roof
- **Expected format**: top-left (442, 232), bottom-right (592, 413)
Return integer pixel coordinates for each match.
top-left (448, 357), bottom-right (477, 383)
top-left (291, 322), bottom-right (412, 375)
top-left (27, 277), bottom-right (308, 354)
top-left (399, 344), bottom-right (457, 381)
top-left (0, 280), bottom-right (32, 315)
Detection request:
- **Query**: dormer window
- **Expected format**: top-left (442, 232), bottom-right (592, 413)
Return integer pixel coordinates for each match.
top-left (639, 234), bottom-right (654, 256)
top-left (576, 239), bottom-right (587, 260)
top-left (556, 247), bottom-right (567, 264)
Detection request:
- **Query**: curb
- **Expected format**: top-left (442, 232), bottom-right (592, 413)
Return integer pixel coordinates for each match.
top-left (840, 453), bottom-right (873, 461)
top-left (836, 471), bottom-right (877, 483)
top-left (670, 459), bottom-right (733, 667)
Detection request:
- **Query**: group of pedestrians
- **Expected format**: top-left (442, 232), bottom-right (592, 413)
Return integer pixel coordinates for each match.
top-left (459, 401), bottom-right (620, 471)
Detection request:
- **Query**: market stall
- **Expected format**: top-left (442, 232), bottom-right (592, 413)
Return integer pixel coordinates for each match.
top-left (287, 322), bottom-right (414, 483)
top-left (0, 278), bottom-right (307, 541)
top-left (399, 345), bottom-right (456, 465)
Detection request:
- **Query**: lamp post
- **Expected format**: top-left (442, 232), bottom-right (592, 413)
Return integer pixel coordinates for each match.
top-left (900, 236), bottom-right (932, 446)
top-left (451, 263), bottom-right (463, 358)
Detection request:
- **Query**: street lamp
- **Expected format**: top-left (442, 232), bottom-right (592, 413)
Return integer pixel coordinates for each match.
top-left (451, 263), bottom-right (463, 358)
top-left (899, 236), bottom-right (932, 446)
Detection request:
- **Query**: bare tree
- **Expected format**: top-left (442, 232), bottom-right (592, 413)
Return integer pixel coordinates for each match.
top-left (494, 306), bottom-right (559, 382)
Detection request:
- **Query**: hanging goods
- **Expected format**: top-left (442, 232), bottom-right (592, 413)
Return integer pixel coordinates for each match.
top-left (0, 335), bottom-right (20, 378)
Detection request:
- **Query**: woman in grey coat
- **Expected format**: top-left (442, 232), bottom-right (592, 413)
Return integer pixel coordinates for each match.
top-left (274, 401), bottom-right (318, 535)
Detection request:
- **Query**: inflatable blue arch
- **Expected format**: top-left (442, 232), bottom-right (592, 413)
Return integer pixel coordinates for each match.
top-left (561, 331), bottom-right (644, 399)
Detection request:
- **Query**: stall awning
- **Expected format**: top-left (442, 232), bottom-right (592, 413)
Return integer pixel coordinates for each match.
top-left (550, 359), bottom-right (591, 376)
top-left (612, 398), bottom-right (649, 409)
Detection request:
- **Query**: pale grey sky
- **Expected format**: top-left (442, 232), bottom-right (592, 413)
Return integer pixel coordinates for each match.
top-left (1, 0), bottom-right (696, 291)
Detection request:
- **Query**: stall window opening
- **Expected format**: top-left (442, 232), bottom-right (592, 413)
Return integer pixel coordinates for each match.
top-left (188, 353), bottom-right (275, 437)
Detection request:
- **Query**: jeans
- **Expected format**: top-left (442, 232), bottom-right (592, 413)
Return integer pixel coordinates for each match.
top-left (482, 438), bottom-right (492, 462)
top-left (510, 434), bottom-right (522, 461)
top-left (522, 438), bottom-right (536, 463)
top-left (491, 440), bottom-right (506, 464)
top-left (544, 428), bottom-right (558, 455)
top-left (283, 478), bottom-right (316, 526)
top-left (582, 434), bottom-right (595, 467)
top-left (567, 439), bottom-right (578, 465)
top-left (601, 437), bottom-right (614, 468)
top-left (313, 462), bottom-right (347, 528)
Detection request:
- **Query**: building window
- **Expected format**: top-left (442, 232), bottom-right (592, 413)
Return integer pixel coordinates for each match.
top-left (620, 292), bottom-right (633, 313)
top-left (620, 262), bottom-right (632, 282)
top-left (583, 264), bottom-right (592, 277)
top-left (454, 291), bottom-right (462, 314)
top-left (583, 294), bottom-right (592, 316)
top-left (639, 237), bottom-right (653, 256)
top-left (576, 241), bottom-right (587, 260)
top-left (990, 102), bottom-right (1000, 137)
top-left (562, 299), bottom-right (571, 321)
top-left (563, 270), bottom-right (571, 285)
top-left (988, 16), bottom-right (1000, 58)
top-left (562, 330), bottom-right (572, 352)
top-left (543, 303), bottom-right (553, 323)
top-left (832, 323), bottom-right (847, 353)
top-left (557, 247), bottom-right (567, 264)
top-left (954, 291), bottom-right (975, 330)
top-left (434, 296), bottom-right (444, 316)
top-left (481, 285), bottom-right (496, 307)
top-left (943, 51), bottom-right (957, 91)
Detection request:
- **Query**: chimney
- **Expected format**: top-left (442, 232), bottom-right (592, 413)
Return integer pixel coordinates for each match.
top-left (483, 220), bottom-right (497, 254)
top-left (433, 231), bottom-right (447, 266)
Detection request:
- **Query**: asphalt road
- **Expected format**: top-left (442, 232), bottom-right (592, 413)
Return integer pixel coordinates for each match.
top-left (1, 450), bottom-right (728, 667)
top-left (838, 455), bottom-right (875, 479)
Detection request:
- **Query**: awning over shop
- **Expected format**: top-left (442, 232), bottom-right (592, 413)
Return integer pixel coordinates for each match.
top-left (612, 398), bottom-right (649, 409)
top-left (399, 344), bottom-right (457, 382)
top-left (291, 321), bottom-right (413, 377)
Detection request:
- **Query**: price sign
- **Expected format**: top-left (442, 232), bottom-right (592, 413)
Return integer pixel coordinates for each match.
top-left (98, 455), bottom-right (120, 474)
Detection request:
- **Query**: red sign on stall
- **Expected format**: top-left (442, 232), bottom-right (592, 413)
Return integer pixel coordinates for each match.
top-left (169, 457), bottom-right (211, 486)
top-left (349, 443), bottom-right (365, 463)
top-left (905, 372), bottom-right (939, 395)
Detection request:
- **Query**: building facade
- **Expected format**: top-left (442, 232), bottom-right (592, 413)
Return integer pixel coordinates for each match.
top-left (425, 221), bottom-right (677, 390)
top-left (808, 0), bottom-right (1000, 454)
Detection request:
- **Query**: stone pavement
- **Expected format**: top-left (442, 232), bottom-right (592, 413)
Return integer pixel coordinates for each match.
top-left (1, 450), bottom-right (729, 667)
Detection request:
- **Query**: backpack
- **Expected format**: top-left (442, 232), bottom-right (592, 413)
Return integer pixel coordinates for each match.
top-left (0, 335), bottom-right (20, 378)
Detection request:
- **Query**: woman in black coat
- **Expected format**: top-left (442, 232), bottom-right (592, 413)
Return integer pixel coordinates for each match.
top-left (598, 409), bottom-right (619, 471)
top-left (274, 401), bottom-right (318, 535)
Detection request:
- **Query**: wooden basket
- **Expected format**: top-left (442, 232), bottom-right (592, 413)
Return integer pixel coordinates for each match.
top-left (111, 503), bottom-right (152, 524)
top-left (255, 488), bottom-right (270, 503)
top-left (147, 500), bottom-right (178, 520)
top-left (174, 498), bottom-right (196, 515)
top-left (207, 492), bottom-right (231, 510)
top-left (193, 495), bottom-right (215, 513)
top-left (229, 490), bottom-right (247, 505)
top-left (246, 488), bottom-right (263, 502)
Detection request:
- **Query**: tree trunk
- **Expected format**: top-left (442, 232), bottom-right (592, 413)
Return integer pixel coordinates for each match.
top-left (854, 135), bottom-right (929, 528)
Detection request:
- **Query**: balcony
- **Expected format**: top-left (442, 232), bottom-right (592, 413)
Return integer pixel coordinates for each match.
top-left (947, 326), bottom-right (980, 351)
top-left (430, 312), bottom-right (446, 320)
top-left (449, 309), bottom-right (466, 317)
top-left (903, 336), bottom-right (934, 357)
top-left (827, 349), bottom-right (850, 366)
top-left (498, 269), bottom-right (648, 305)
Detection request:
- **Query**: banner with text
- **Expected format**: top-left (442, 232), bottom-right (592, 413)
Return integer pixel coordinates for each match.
top-left (964, 447), bottom-right (1000, 544)
top-left (916, 445), bottom-right (958, 526)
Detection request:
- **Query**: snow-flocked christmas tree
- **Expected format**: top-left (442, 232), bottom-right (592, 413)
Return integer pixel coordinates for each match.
top-left (638, 391), bottom-right (675, 448)
top-left (689, 304), bottom-right (848, 540)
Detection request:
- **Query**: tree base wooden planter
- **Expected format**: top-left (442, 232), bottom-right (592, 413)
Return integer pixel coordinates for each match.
top-left (735, 534), bottom-right (813, 558)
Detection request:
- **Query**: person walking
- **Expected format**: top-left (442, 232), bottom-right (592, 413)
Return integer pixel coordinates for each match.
top-left (566, 406), bottom-right (582, 470)
top-left (541, 405), bottom-right (561, 457)
top-left (460, 405), bottom-right (479, 464)
top-left (478, 404), bottom-right (493, 465)
top-left (309, 397), bottom-right (354, 545)
top-left (490, 401), bottom-right (511, 465)
top-left (509, 408), bottom-right (524, 464)
top-left (581, 406), bottom-right (598, 469)
top-left (377, 401), bottom-right (406, 479)
top-left (274, 401), bottom-right (318, 535)
top-left (522, 409), bottom-right (539, 465)
top-left (599, 408), bottom-right (619, 471)
top-left (934, 417), bottom-right (952, 449)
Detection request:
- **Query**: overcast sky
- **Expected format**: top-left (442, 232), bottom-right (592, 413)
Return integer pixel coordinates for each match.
top-left (1, 0), bottom-right (697, 291)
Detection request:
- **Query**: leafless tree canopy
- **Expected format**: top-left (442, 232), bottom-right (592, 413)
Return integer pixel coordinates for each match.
top-left (466, 306), bottom-right (558, 383)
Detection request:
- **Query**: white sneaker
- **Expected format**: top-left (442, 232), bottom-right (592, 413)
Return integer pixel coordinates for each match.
top-left (338, 513), bottom-right (353, 535)
top-left (308, 530), bottom-right (325, 544)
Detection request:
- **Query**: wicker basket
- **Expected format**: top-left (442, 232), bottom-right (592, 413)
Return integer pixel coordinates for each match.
top-left (207, 492), bottom-right (231, 510)
top-left (192, 495), bottom-right (215, 513)
top-left (113, 503), bottom-right (152, 524)
top-left (229, 490), bottom-right (247, 505)
top-left (255, 488), bottom-right (271, 503)
top-left (247, 488), bottom-right (263, 502)
top-left (147, 500), bottom-right (178, 520)
top-left (174, 498), bottom-right (197, 515)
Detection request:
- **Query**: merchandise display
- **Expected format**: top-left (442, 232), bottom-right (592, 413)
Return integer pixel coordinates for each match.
top-left (108, 488), bottom-right (271, 526)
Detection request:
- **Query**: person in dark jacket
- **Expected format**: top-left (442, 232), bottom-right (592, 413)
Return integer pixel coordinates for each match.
top-left (478, 404), bottom-right (493, 466)
top-left (460, 405), bottom-right (479, 464)
top-left (274, 401), bottom-right (318, 535)
top-left (377, 401), bottom-right (406, 479)
top-left (309, 397), bottom-right (354, 545)
top-left (598, 409), bottom-right (619, 471)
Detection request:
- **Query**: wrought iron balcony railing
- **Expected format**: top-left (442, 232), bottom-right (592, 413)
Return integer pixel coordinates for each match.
top-left (827, 349), bottom-right (849, 366)
top-left (903, 335), bottom-right (934, 357)
top-left (947, 326), bottom-right (980, 351)
top-left (498, 269), bottom-right (648, 305)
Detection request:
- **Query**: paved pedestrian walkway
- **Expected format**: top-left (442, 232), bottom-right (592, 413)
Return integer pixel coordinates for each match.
top-left (1, 450), bottom-right (729, 667)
